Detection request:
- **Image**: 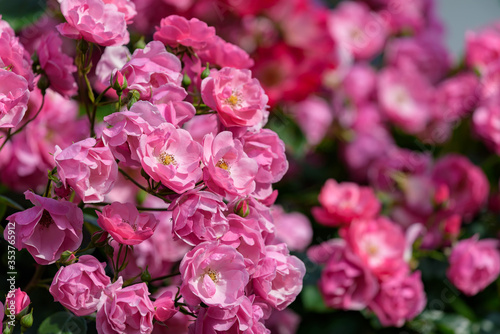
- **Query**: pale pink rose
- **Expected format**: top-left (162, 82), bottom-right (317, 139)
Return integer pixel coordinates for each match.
top-left (180, 114), bottom-right (219, 145)
top-left (151, 83), bottom-right (196, 126)
top-left (317, 239), bottom-right (378, 310)
top-left (5, 288), bottom-right (30, 316)
top-left (465, 23), bottom-right (500, 73)
top-left (198, 36), bottom-right (254, 69)
top-left (341, 217), bottom-right (408, 280)
top-left (170, 189), bottom-right (229, 246)
top-left (57, 0), bottom-right (131, 46)
top-left (54, 138), bottom-right (118, 203)
top-left (179, 242), bottom-right (249, 308)
top-left (271, 205), bottom-right (312, 252)
top-left (431, 154), bottom-right (489, 220)
top-left (221, 214), bottom-right (266, 275)
top-left (97, 202), bottom-right (159, 245)
top-left (120, 41), bottom-right (182, 99)
top-left (0, 69), bottom-right (30, 128)
top-left (202, 67), bottom-right (268, 128)
top-left (5, 191), bottom-right (83, 265)
top-left (447, 236), bottom-right (500, 296)
top-left (289, 96), bottom-right (334, 146)
top-left (102, 0), bottom-right (136, 23)
top-left (95, 46), bottom-right (131, 95)
top-left (49, 255), bottom-right (111, 316)
top-left (96, 280), bottom-right (155, 334)
top-left (243, 197), bottom-right (276, 243)
top-left (153, 290), bottom-right (177, 322)
top-left (341, 63), bottom-right (377, 107)
top-left (0, 18), bottom-right (34, 89)
top-left (36, 31), bottom-right (77, 97)
top-left (312, 179), bottom-right (380, 227)
top-left (202, 131), bottom-right (258, 198)
top-left (377, 67), bottom-right (431, 134)
top-left (253, 243), bottom-right (306, 311)
top-left (473, 101), bottom-right (500, 155)
top-left (265, 309), bottom-right (301, 334)
top-left (137, 122), bottom-right (202, 194)
top-left (102, 101), bottom-right (166, 167)
top-left (369, 271), bottom-right (426, 327)
top-left (242, 129), bottom-right (288, 199)
top-left (154, 15), bottom-right (216, 49)
top-left (328, 1), bottom-right (388, 60)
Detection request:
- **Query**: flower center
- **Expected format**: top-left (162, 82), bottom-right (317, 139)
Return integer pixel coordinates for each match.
top-left (216, 158), bottom-right (230, 171)
top-left (206, 268), bottom-right (219, 283)
top-left (225, 91), bottom-right (242, 108)
top-left (366, 243), bottom-right (378, 256)
top-left (39, 210), bottom-right (54, 229)
top-left (159, 152), bottom-right (176, 166)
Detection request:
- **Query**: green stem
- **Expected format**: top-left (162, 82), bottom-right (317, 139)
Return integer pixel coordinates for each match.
top-left (148, 272), bottom-right (180, 283)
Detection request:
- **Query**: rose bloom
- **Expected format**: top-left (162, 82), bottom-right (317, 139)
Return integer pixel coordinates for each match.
top-left (253, 243), bottom-right (306, 310)
top-left (57, 0), bottom-right (133, 46)
top-left (96, 279), bottom-right (155, 334)
top-left (0, 69), bottom-right (30, 129)
top-left (271, 205), bottom-right (312, 252)
top-left (179, 242), bottom-right (249, 308)
top-left (473, 101), bottom-right (500, 155)
top-left (153, 15), bottom-right (216, 49)
top-left (316, 239), bottom-right (378, 310)
top-left (5, 191), bottom-right (83, 265)
top-left (369, 271), bottom-right (426, 327)
top-left (97, 202), bottom-right (159, 245)
top-left (341, 217), bottom-right (408, 280)
top-left (94, 45), bottom-right (131, 96)
top-left (120, 41), bottom-right (182, 100)
top-left (265, 309), bottom-right (301, 334)
top-left (36, 31), bottom-right (77, 97)
top-left (169, 189), bottom-right (229, 246)
top-left (153, 290), bottom-right (177, 322)
top-left (50, 255), bottom-right (111, 316)
top-left (102, 101), bottom-right (166, 167)
top-left (465, 22), bottom-right (500, 73)
top-left (54, 138), bottom-right (118, 203)
top-left (198, 36), bottom-right (254, 70)
top-left (202, 67), bottom-right (269, 128)
top-left (202, 131), bottom-right (258, 199)
top-left (5, 288), bottom-right (30, 316)
top-left (137, 122), bottom-right (202, 194)
top-left (312, 179), bottom-right (380, 227)
top-left (289, 96), bottom-right (334, 146)
top-left (447, 236), bottom-right (500, 296)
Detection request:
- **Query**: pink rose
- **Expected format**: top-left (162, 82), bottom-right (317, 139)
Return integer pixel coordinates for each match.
top-left (153, 290), bottom-right (177, 322)
top-left (95, 45), bottom-right (131, 95)
top-left (0, 69), bottom-right (30, 129)
top-left (102, 101), bottom-right (166, 167)
top-left (36, 31), bottom-right (77, 97)
top-left (369, 272), bottom-right (426, 327)
top-left (5, 288), bottom-right (30, 316)
top-left (431, 154), bottom-right (489, 220)
top-left (289, 96), bottom-right (334, 146)
top-left (97, 202), bottom-right (159, 245)
top-left (179, 242), bottom-right (249, 308)
top-left (137, 122), bottom-right (203, 194)
top-left (150, 83), bottom-right (196, 126)
top-left (253, 243), bottom-right (306, 311)
top-left (465, 23), bottom-right (500, 73)
top-left (198, 36), bottom-right (254, 70)
top-left (49, 255), bottom-right (111, 316)
top-left (242, 129), bottom-right (288, 199)
top-left (54, 138), bottom-right (118, 203)
top-left (271, 205), bottom-right (312, 252)
top-left (447, 236), bottom-right (500, 296)
top-left (341, 217), bottom-right (408, 280)
top-left (473, 101), bottom-right (500, 155)
top-left (316, 239), bottom-right (378, 310)
top-left (170, 189), bottom-right (229, 246)
top-left (154, 15), bottom-right (216, 49)
top-left (341, 63), bottom-right (377, 107)
top-left (120, 41), bottom-right (182, 99)
top-left (202, 67), bottom-right (268, 128)
top-left (265, 309), bottom-right (301, 334)
top-left (96, 280), bottom-right (155, 334)
top-left (57, 0), bottom-right (131, 46)
top-left (202, 131), bottom-right (258, 199)
top-left (102, 0), bottom-right (136, 23)
top-left (5, 191), bottom-right (83, 265)
top-left (312, 179), bottom-right (380, 227)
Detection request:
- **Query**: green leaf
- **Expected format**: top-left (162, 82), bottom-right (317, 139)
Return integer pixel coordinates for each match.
top-left (0, 0), bottom-right (47, 31)
top-left (38, 312), bottom-right (87, 334)
top-left (302, 285), bottom-right (330, 313)
top-left (0, 194), bottom-right (24, 210)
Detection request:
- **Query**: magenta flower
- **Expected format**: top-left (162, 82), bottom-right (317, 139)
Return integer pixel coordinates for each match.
top-left (447, 236), bottom-right (500, 296)
top-left (54, 138), bottom-right (118, 203)
top-left (49, 255), bottom-right (111, 316)
top-left (154, 15), bottom-right (216, 49)
top-left (179, 242), bottom-right (249, 308)
top-left (137, 122), bottom-right (203, 194)
top-left (0, 69), bottom-right (30, 129)
top-left (202, 67), bottom-right (268, 128)
top-left (97, 202), bottom-right (159, 245)
top-left (202, 131), bottom-right (258, 198)
top-left (5, 191), bottom-right (83, 265)
top-left (57, 0), bottom-right (132, 46)
top-left (5, 288), bottom-right (30, 316)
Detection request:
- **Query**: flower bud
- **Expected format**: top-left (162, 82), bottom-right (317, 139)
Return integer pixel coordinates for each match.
top-left (20, 309), bottom-right (33, 329)
top-left (3, 326), bottom-right (13, 334)
top-left (141, 267), bottom-right (152, 283)
top-left (127, 90), bottom-right (141, 110)
top-left (110, 69), bottom-right (127, 93)
top-left (37, 75), bottom-right (50, 95)
top-left (201, 64), bottom-right (210, 80)
top-left (59, 251), bottom-right (77, 266)
top-left (182, 73), bottom-right (191, 88)
top-left (434, 184), bottom-right (449, 207)
top-left (91, 230), bottom-right (109, 248)
top-left (153, 291), bottom-right (177, 322)
top-left (234, 199), bottom-right (250, 218)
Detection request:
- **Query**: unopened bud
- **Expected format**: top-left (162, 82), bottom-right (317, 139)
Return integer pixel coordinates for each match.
top-left (91, 230), bottom-right (109, 248)
top-left (110, 69), bottom-right (127, 93)
top-left (234, 199), bottom-right (250, 218)
top-left (3, 326), bottom-right (13, 334)
top-left (201, 63), bottom-right (210, 80)
top-left (60, 251), bottom-right (77, 265)
top-left (141, 267), bottom-right (152, 283)
top-left (37, 75), bottom-right (50, 95)
top-left (182, 73), bottom-right (191, 88)
top-left (20, 309), bottom-right (33, 329)
top-left (127, 90), bottom-right (141, 110)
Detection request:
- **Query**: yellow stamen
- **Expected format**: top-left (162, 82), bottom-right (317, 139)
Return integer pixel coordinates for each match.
top-left (216, 158), bottom-right (229, 171)
top-left (206, 268), bottom-right (218, 283)
top-left (159, 152), bottom-right (176, 166)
